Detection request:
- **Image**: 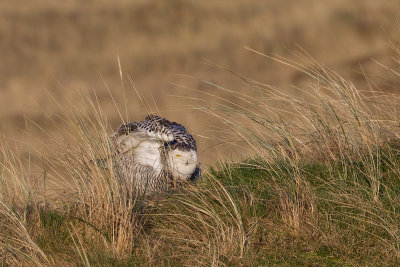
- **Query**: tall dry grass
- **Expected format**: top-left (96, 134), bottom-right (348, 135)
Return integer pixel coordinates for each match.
top-left (1, 48), bottom-right (400, 265)
top-left (191, 49), bottom-right (400, 263)
top-left (0, 135), bottom-right (49, 265)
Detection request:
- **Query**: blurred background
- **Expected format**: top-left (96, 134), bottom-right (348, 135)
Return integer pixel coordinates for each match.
top-left (1, 0), bottom-right (400, 166)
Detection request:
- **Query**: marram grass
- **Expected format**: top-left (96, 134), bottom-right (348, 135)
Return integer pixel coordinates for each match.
top-left (2, 55), bottom-right (400, 266)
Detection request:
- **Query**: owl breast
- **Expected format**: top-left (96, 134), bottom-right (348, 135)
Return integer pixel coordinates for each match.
top-left (133, 140), bottom-right (163, 175)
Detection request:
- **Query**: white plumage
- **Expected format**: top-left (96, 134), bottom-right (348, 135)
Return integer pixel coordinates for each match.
top-left (111, 115), bottom-right (201, 195)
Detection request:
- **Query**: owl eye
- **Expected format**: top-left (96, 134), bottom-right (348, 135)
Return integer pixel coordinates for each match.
top-left (175, 155), bottom-right (182, 157)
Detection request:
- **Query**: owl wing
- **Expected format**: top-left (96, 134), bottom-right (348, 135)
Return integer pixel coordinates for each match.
top-left (145, 114), bottom-right (197, 150)
top-left (145, 115), bottom-right (197, 151)
top-left (169, 122), bottom-right (197, 151)
top-left (190, 164), bottom-right (202, 182)
top-left (112, 120), bottom-right (175, 154)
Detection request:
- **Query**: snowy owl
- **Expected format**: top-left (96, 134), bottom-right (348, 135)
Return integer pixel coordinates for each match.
top-left (111, 115), bottom-right (201, 195)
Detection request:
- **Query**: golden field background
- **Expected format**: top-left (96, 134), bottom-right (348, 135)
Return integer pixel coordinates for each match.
top-left (1, 0), bottom-right (400, 166)
top-left (2, 1), bottom-right (400, 265)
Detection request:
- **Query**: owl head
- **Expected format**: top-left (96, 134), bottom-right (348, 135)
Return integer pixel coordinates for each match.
top-left (166, 147), bottom-right (199, 181)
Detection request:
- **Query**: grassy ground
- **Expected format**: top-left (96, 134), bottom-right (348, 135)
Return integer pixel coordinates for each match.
top-left (2, 51), bottom-right (400, 265)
